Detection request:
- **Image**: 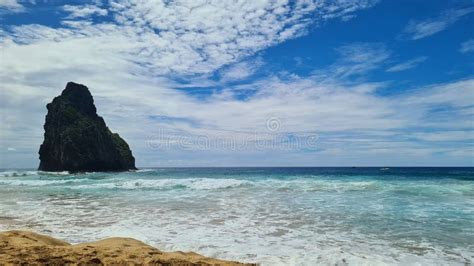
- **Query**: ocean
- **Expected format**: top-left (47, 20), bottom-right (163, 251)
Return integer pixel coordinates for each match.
top-left (0, 167), bottom-right (472, 265)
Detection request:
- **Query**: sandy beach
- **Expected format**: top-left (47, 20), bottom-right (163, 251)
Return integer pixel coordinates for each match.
top-left (0, 230), bottom-right (254, 265)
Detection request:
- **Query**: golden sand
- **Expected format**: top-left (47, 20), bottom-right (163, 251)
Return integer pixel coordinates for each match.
top-left (0, 230), bottom-right (255, 265)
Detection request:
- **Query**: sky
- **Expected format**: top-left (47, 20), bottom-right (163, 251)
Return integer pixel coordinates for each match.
top-left (0, 0), bottom-right (473, 168)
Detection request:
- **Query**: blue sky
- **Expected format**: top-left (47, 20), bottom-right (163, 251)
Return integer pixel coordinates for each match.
top-left (1, 0), bottom-right (473, 167)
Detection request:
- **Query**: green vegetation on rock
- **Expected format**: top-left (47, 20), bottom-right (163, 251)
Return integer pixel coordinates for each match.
top-left (38, 82), bottom-right (136, 172)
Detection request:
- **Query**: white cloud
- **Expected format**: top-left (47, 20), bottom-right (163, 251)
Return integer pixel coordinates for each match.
top-left (460, 39), bottom-right (474, 53)
top-left (411, 131), bottom-right (474, 142)
top-left (62, 4), bottom-right (108, 19)
top-left (1, 1), bottom-right (473, 167)
top-left (313, 42), bottom-right (390, 78)
top-left (1, 61), bottom-right (473, 166)
top-left (403, 7), bottom-right (474, 40)
top-left (220, 58), bottom-right (263, 82)
top-left (0, 0), bottom-right (380, 167)
top-left (0, 0), bottom-right (376, 78)
top-left (401, 79), bottom-right (474, 109)
top-left (386, 56), bottom-right (427, 72)
top-left (446, 148), bottom-right (474, 157)
top-left (107, 0), bottom-right (377, 75)
top-left (0, 0), bottom-right (24, 13)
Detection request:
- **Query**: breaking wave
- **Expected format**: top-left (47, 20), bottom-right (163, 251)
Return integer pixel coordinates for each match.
top-left (74, 178), bottom-right (251, 190)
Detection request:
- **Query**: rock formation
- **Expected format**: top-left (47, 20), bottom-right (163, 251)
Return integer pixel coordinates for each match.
top-left (38, 82), bottom-right (136, 172)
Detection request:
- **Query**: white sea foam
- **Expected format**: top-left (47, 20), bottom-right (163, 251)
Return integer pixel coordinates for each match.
top-left (0, 170), bottom-right (38, 177)
top-left (0, 178), bottom-right (90, 186)
top-left (71, 178), bottom-right (251, 191)
top-left (259, 178), bottom-right (380, 193)
top-left (136, 169), bottom-right (155, 173)
top-left (37, 171), bottom-right (71, 176)
top-left (0, 170), bottom-right (472, 265)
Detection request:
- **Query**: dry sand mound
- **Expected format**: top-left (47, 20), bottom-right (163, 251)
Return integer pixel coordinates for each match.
top-left (0, 230), bottom-right (255, 266)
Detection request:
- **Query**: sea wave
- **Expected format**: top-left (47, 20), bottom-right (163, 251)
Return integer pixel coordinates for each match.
top-left (260, 179), bottom-right (380, 193)
top-left (0, 178), bottom-right (91, 186)
top-left (37, 171), bottom-right (71, 176)
top-left (135, 169), bottom-right (155, 173)
top-left (2, 170), bottom-right (471, 198)
top-left (1, 169), bottom-right (473, 266)
top-left (73, 178), bottom-right (251, 191)
top-left (0, 170), bottom-right (39, 177)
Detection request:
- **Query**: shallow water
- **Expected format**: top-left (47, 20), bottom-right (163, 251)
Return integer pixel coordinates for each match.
top-left (0, 167), bottom-right (473, 265)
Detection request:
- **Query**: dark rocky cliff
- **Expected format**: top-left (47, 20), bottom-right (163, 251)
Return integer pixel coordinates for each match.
top-left (38, 82), bottom-right (136, 172)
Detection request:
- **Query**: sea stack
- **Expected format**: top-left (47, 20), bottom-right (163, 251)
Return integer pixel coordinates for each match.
top-left (38, 82), bottom-right (136, 172)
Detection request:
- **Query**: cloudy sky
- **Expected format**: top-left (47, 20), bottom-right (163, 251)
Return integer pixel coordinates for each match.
top-left (1, 0), bottom-right (473, 168)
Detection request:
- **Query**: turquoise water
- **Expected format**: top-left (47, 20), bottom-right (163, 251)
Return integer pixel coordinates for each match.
top-left (0, 167), bottom-right (473, 265)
